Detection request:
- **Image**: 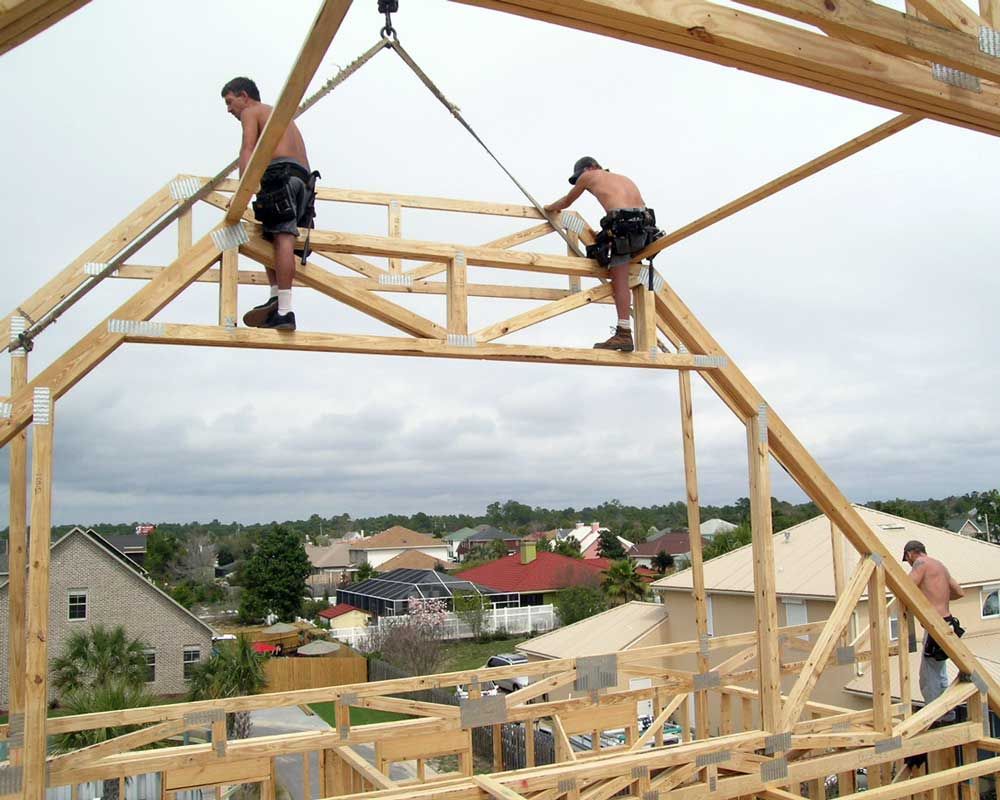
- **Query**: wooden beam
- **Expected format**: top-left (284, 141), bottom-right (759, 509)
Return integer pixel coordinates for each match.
top-left (219, 250), bottom-right (238, 327)
top-left (780, 556), bottom-right (876, 729)
top-left (629, 692), bottom-right (688, 751)
top-left (892, 681), bottom-right (978, 739)
top-left (836, 754), bottom-right (1000, 800)
top-left (981, 0), bottom-right (1000, 24)
top-left (679, 369), bottom-right (711, 738)
top-left (472, 284), bottom-right (613, 343)
top-left (387, 200), bottom-right (402, 273)
top-left (406, 222), bottom-right (556, 281)
top-left (24, 391), bottom-right (54, 800)
top-left (904, 0), bottom-right (984, 33)
top-left (225, 0), bottom-right (353, 222)
top-left (506, 671), bottom-right (577, 705)
top-left (359, 696), bottom-right (461, 720)
top-left (747, 408), bottom-right (782, 731)
top-left (332, 744), bottom-right (397, 790)
top-left (551, 715), bottom-right (577, 762)
top-left (868, 564), bottom-right (894, 739)
top-left (447, 253), bottom-right (468, 336)
top-left (48, 718), bottom-right (188, 773)
top-left (6, 342), bottom-right (27, 737)
top-left (474, 775), bottom-right (529, 800)
top-left (118, 322), bottom-right (711, 371)
top-left (452, 1), bottom-right (1000, 135)
top-left (0, 0), bottom-right (91, 56)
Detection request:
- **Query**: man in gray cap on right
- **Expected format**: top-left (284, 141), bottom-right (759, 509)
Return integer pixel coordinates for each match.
top-left (545, 157), bottom-right (662, 352)
top-left (902, 540), bottom-right (966, 724)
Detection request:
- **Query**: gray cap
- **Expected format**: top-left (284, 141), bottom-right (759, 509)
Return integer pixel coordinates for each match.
top-left (902, 540), bottom-right (926, 560)
top-left (569, 156), bottom-right (601, 185)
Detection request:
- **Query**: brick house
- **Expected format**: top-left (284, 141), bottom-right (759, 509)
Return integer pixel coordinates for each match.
top-left (0, 527), bottom-right (215, 707)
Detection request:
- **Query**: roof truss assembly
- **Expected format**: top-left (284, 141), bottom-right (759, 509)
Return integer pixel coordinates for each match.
top-left (3, 0), bottom-right (999, 799)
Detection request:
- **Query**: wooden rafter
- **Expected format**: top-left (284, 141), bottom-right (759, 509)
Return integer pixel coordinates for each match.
top-left (0, 0), bottom-right (91, 56)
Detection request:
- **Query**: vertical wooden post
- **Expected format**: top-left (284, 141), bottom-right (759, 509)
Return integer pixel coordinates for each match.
top-left (868, 562), bottom-right (893, 787)
top-left (898, 602), bottom-right (913, 717)
top-left (830, 521), bottom-right (847, 646)
top-left (302, 751), bottom-right (312, 800)
top-left (748, 405), bottom-right (782, 732)
top-left (492, 723), bottom-right (503, 770)
top-left (7, 321), bottom-right (28, 758)
top-left (633, 286), bottom-right (656, 352)
top-left (720, 692), bottom-right (734, 735)
top-left (219, 250), bottom-right (238, 327)
top-left (178, 209), bottom-right (193, 255)
top-left (447, 252), bottom-right (468, 336)
top-left (525, 720), bottom-right (535, 768)
top-left (679, 370), bottom-right (711, 739)
top-left (741, 696), bottom-right (754, 731)
top-left (979, 0), bottom-right (1000, 24)
top-left (567, 229), bottom-right (582, 293)
top-left (387, 200), bottom-right (401, 273)
top-left (24, 388), bottom-right (54, 800)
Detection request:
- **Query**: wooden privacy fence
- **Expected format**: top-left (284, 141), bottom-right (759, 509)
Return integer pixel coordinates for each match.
top-left (264, 654), bottom-right (366, 692)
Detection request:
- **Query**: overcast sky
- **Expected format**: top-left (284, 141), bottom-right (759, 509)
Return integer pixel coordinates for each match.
top-left (1, 0), bottom-right (997, 527)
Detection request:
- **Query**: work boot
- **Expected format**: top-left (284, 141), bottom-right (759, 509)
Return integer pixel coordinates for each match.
top-left (242, 296), bottom-right (277, 328)
top-left (261, 309), bottom-right (296, 331)
top-left (593, 326), bottom-right (634, 352)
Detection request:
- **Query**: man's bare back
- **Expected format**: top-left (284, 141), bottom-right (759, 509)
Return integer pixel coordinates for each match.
top-left (907, 551), bottom-right (963, 617)
top-left (574, 169), bottom-right (645, 212)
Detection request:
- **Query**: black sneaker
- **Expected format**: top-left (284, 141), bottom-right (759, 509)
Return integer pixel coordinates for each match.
top-left (242, 296), bottom-right (277, 328)
top-left (261, 309), bottom-right (296, 331)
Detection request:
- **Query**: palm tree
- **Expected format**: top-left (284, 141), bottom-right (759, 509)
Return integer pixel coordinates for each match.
top-left (51, 625), bottom-right (150, 696)
top-left (187, 636), bottom-right (267, 739)
top-left (354, 562), bottom-right (378, 582)
top-left (51, 680), bottom-right (162, 800)
top-left (652, 551), bottom-right (675, 575)
top-left (601, 559), bottom-right (646, 605)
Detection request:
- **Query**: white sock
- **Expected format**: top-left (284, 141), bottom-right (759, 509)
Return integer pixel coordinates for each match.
top-left (269, 285), bottom-right (279, 299)
top-left (278, 289), bottom-right (292, 316)
top-left (617, 319), bottom-right (632, 331)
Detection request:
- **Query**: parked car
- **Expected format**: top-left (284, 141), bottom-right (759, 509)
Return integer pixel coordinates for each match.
top-left (455, 680), bottom-right (500, 700)
top-left (486, 652), bottom-right (530, 692)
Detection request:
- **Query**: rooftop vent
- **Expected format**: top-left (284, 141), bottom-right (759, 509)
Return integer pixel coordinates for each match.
top-left (878, 523), bottom-right (906, 531)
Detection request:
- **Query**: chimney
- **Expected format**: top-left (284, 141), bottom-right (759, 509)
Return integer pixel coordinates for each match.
top-left (591, 521), bottom-right (600, 533)
top-left (520, 539), bottom-right (537, 565)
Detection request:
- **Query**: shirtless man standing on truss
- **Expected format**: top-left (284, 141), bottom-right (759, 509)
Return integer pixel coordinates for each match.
top-left (545, 157), bottom-right (662, 353)
top-left (221, 76), bottom-right (317, 331)
top-left (903, 540), bottom-right (966, 724)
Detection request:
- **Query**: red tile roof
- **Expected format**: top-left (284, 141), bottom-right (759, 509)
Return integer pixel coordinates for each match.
top-left (454, 552), bottom-right (605, 593)
top-left (319, 603), bottom-right (368, 621)
top-left (628, 531), bottom-right (708, 557)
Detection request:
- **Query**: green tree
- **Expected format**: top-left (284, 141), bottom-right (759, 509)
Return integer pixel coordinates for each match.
top-left (453, 589), bottom-right (491, 642)
top-left (51, 625), bottom-right (151, 697)
top-left (354, 562), bottom-right (378, 582)
top-left (703, 523), bottom-right (753, 561)
top-left (551, 537), bottom-right (582, 558)
top-left (238, 526), bottom-right (311, 623)
top-left (51, 680), bottom-right (162, 800)
top-left (652, 551), bottom-right (675, 575)
top-left (601, 560), bottom-right (646, 605)
top-left (597, 530), bottom-right (626, 560)
top-left (145, 530), bottom-right (180, 581)
top-left (489, 538), bottom-right (510, 559)
top-left (554, 585), bottom-right (607, 625)
top-left (187, 636), bottom-right (267, 739)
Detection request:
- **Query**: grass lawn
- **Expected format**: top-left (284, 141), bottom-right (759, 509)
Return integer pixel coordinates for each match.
top-left (309, 702), bottom-right (412, 727)
top-left (438, 637), bottom-right (530, 673)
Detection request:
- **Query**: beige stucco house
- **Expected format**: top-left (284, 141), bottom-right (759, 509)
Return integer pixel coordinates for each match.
top-left (0, 527), bottom-right (215, 707)
top-left (652, 505), bottom-right (1000, 713)
top-left (348, 526), bottom-right (450, 569)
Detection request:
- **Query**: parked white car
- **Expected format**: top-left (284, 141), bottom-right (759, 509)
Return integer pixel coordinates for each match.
top-left (486, 653), bottom-right (531, 692)
top-left (455, 680), bottom-right (500, 700)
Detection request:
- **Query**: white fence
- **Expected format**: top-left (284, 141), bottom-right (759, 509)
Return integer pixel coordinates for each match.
top-left (327, 604), bottom-right (557, 649)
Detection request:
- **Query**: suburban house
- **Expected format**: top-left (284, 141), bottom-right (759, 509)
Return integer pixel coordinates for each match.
top-left (443, 527), bottom-right (478, 559)
top-left (627, 531), bottom-right (710, 569)
top-left (336, 568), bottom-right (516, 617)
top-left (457, 526), bottom-right (520, 560)
top-left (455, 541), bottom-right (608, 606)
top-left (651, 505), bottom-right (1000, 712)
top-left (348, 526), bottom-right (450, 569)
top-left (533, 522), bottom-right (634, 560)
top-left (305, 540), bottom-right (354, 591)
top-left (700, 518), bottom-right (738, 539)
top-left (319, 603), bottom-right (372, 629)
top-left (0, 527), bottom-right (214, 706)
top-left (946, 515), bottom-right (985, 538)
top-left (101, 532), bottom-right (149, 568)
top-left (375, 550), bottom-right (452, 572)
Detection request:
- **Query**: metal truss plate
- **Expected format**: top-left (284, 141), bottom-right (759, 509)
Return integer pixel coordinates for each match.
top-left (836, 645), bottom-right (856, 665)
top-left (693, 354), bottom-right (727, 369)
top-left (460, 694), bottom-right (507, 728)
top-left (699, 635), bottom-right (711, 657)
top-left (170, 176), bottom-right (203, 201)
top-left (561, 211), bottom-right (586, 235)
top-left (211, 223), bottom-right (250, 251)
top-left (638, 265), bottom-right (665, 292)
top-left (764, 731), bottom-right (792, 755)
top-left (708, 774), bottom-right (718, 792)
top-left (379, 273), bottom-right (413, 286)
top-left (831, 721), bottom-right (852, 732)
top-left (870, 552), bottom-right (883, 566)
top-left (0, 765), bottom-right (22, 796)
top-left (85, 262), bottom-right (116, 277)
top-left (575, 653), bottom-right (618, 692)
top-left (32, 387), bottom-right (51, 425)
top-left (184, 709), bottom-right (224, 727)
top-left (874, 735), bottom-right (902, 753)
top-left (0, 402), bottom-right (10, 420)
top-left (339, 691), bottom-right (358, 706)
top-left (108, 319), bottom-right (166, 337)
top-left (643, 792), bottom-right (658, 800)
top-left (971, 671), bottom-right (989, 694)
top-left (446, 333), bottom-right (476, 347)
top-left (931, 63), bottom-right (982, 92)
top-left (214, 737), bottom-right (227, 757)
top-left (980, 26), bottom-right (1000, 56)
top-left (760, 757), bottom-right (789, 783)
top-left (757, 404), bottom-right (769, 443)
top-left (632, 766), bottom-right (650, 780)
top-left (693, 671), bottom-right (721, 691)
top-left (7, 714), bottom-right (22, 736)
top-left (9, 316), bottom-right (26, 342)
top-left (983, 701), bottom-right (991, 736)
top-left (558, 779), bottom-right (578, 794)
top-left (696, 749), bottom-right (732, 767)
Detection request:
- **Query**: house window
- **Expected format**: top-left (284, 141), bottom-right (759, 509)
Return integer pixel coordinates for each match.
top-left (705, 594), bottom-right (715, 637)
top-left (183, 647), bottom-right (201, 679)
top-left (783, 599), bottom-right (808, 639)
top-left (68, 590), bottom-right (88, 621)
top-left (982, 586), bottom-right (1000, 619)
top-left (144, 650), bottom-right (156, 683)
top-left (889, 613), bottom-right (900, 641)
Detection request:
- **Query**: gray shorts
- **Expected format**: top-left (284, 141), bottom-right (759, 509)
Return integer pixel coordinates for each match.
top-left (261, 158), bottom-right (312, 240)
top-left (603, 207), bottom-right (657, 267)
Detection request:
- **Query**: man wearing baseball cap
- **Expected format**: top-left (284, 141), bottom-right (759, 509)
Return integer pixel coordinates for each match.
top-left (902, 540), bottom-right (966, 725)
top-left (544, 157), bottom-right (663, 352)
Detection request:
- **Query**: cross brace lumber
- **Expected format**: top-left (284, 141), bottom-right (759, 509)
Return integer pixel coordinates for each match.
top-left (0, 0), bottom-right (91, 56)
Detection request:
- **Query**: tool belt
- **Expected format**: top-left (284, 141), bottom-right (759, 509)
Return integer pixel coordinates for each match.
top-left (252, 161), bottom-right (318, 227)
top-left (923, 615), bottom-right (965, 662)
top-left (585, 208), bottom-right (660, 268)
